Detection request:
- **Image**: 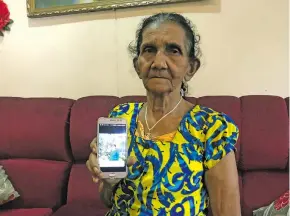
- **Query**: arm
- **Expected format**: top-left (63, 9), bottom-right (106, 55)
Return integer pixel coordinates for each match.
top-left (205, 152), bottom-right (241, 216)
top-left (203, 112), bottom-right (241, 216)
top-left (87, 138), bottom-right (115, 208)
top-left (100, 184), bottom-right (114, 208)
top-left (99, 103), bottom-right (135, 208)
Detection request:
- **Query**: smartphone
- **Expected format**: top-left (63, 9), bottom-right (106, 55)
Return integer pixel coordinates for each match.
top-left (97, 117), bottom-right (128, 179)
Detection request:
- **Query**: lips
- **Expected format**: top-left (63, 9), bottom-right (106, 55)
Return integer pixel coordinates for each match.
top-left (149, 76), bottom-right (169, 79)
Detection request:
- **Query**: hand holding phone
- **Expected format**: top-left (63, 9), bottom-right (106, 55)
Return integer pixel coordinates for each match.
top-left (97, 117), bottom-right (128, 180)
top-left (86, 135), bottom-right (136, 208)
top-left (86, 117), bottom-right (136, 187)
top-left (86, 137), bottom-right (136, 189)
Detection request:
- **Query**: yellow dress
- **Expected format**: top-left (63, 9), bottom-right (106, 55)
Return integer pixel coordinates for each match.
top-left (106, 103), bottom-right (239, 216)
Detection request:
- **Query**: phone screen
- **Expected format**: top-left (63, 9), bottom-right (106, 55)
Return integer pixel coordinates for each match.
top-left (98, 123), bottom-right (127, 172)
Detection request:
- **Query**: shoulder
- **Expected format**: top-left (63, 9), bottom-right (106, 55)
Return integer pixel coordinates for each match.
top-left (192, 106), bottom-right (239, 169)
top-left (108, 102), bottom-right (143, 119)
top-left (202, 106), bottom-right (238, 135)
top-left (187, 105), bottom-right (239, 135)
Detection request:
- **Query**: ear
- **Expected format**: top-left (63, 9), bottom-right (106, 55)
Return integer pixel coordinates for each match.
top-left (133, 57), bottom-right (141, 78)
top-left (184, 58), bottom-right (200, 82)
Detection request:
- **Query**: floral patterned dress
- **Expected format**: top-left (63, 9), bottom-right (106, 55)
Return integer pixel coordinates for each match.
top-left (106, 102), bottom-right (239, 216)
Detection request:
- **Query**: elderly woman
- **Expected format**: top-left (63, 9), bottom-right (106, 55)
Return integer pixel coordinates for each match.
top-left (86, 13), bottom-right (241, 216)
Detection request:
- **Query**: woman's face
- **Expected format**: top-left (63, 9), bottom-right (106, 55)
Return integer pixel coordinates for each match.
top-left (135, 22), bottom-right (194, 95)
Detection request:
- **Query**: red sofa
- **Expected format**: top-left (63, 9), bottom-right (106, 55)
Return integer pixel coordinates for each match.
top-left (0, 95), bottom-right (288, 216)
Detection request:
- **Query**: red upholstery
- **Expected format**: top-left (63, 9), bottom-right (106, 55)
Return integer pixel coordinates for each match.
top-left (0, 98), bottom-right (74, 212)
top-left (0, 95), bottom-right (288, 216)
top-left (243, 171), bottom-right (289, 216)
top-left (239, 96), bottom-right (289, 170)
top-left (0, 98), bottom-right (74, 161)
top-left (51, 202), bottom-right (108, 216)
top-left (0, 159), bottom-right (70, 209)
top-left (66, 164), bottom-right (100, 204)
top-left (69, 96), bottom-right (119, 162)
top-left (0, 208), bottom-right (52, 216)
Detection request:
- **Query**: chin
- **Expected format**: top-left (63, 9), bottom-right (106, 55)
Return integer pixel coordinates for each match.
top-left (145, 84), bottom-right (172, 95)
top-left (144, 79), bottom-right (173, 94)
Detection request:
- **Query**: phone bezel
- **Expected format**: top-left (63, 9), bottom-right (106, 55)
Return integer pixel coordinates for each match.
top-left (97, 117), bottom-right (128, 179)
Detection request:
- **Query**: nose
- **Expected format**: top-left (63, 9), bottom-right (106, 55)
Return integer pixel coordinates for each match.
top-left (151, 50), bottom-right (168, 70)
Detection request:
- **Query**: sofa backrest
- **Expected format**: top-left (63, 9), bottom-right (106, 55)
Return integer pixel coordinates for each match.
top-left (67, 96), bottom-right (119, 205)
top-left (237, 96), bottom-right (289, 215)
top-left (0, 95), bottom-right (288, 216)
top-left (0, 97), bottom-right (74, 209)
top-left (68, 95), bottom-right (289, 216)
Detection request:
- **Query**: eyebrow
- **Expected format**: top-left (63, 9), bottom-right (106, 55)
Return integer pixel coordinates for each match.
top-left (141, 42), bottom-right (184, 53)
top-left (141, 43), bottom-right (155, 49)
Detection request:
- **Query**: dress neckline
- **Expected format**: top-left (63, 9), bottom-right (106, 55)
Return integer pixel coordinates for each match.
top-left (130, 102), bottom-right (199, 144)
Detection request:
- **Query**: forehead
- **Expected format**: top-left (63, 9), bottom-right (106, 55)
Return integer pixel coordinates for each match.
top-left (141, 22), bottom-right (187, 47)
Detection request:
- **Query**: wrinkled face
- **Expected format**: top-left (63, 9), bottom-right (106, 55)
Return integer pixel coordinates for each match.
top-left (135, 22), bottom-right (195, 95)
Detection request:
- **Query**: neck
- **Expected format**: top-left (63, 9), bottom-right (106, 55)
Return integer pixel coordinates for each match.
top-left (146, 90), bottom-right (182, 119)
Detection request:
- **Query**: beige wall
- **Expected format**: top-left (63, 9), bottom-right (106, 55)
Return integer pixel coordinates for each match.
top-left (0, 0), bottom-right (288, 99)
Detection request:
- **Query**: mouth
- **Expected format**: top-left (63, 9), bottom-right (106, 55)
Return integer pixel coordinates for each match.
top-left (149, 76), bottom-right (168, 79)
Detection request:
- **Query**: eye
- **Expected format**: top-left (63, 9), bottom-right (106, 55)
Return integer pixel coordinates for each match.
top-left (143, 46), bottom-right (155, 53)
top-left (167, 45), bottom-right (182, 55)
top-left (171, 48), bottom-right (180, 54)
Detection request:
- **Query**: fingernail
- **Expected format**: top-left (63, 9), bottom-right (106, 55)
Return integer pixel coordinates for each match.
top-left (92, 177), bottom-right (98, 183)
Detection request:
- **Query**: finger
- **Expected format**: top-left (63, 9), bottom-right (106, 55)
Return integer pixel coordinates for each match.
top-left (86, 160), bottom-right (94, 174)
top-left (87, 165), bottom-right (103, 184)
top-left (87, 161), bottom-right (98, 184)
top-left (87, 160), bottom-right (102, 182)
top-left (93, 167), bottom-right (103, 177)
top-left (86, 154), bottom-right (101, 178)
top-left (127, 156), bottom-right (137, 167)
top-left (99, 181), bottom-right (104, 192)
top-left (88, 153), bottom-right (98, 170)
top-left (92, 176), bottom-right (99, 183)
top-left (89, 137), bottom-right (97, 152)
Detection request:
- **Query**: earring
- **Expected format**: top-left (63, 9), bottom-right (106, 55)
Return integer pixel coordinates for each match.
top-left (180, 88), bottom-right (185, 97)
top-left (181, 79), bottom-right (188, 97)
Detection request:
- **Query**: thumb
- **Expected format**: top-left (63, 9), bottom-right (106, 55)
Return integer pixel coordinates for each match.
top-left (126, 156), bottom-right (136, 167)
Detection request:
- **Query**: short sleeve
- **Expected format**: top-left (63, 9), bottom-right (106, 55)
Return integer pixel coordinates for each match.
top-left (107, 103), bottom-right (138, 121)
top-left (108, 104), bottom-right (122, 118)
top-left (108, 103), bottom-right (132, 118)
top-left (203, 113), bottom-right (239, 170)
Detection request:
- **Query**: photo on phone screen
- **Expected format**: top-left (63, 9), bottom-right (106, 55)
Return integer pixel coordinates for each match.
top-left (98, 122), bottom-right (127, 172)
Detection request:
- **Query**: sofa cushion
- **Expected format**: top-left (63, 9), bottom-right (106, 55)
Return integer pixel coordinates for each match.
top-left (51, 202), bottom-right (108, 216)
top-left (70, 96), bottom-right (119, 162)
top-left (242, 171), bottom-right (289, 216)
top-left (67, 164), bottom-right (104, 206)
top-left (0, 97), bottom-right (74, 162)
top-left (240, 96), bottom-right (289, 170)
top-left (0, 159), bottom-right (70, 209)
top-left (0, 166), bottom-right (20, 206)
top-left (0, 208), bottom-right (52, 216)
